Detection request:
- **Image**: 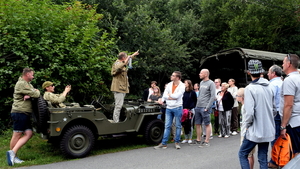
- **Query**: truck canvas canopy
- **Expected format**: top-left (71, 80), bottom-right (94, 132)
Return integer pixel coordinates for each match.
top-left (199, 48), bottom-right (286, 87)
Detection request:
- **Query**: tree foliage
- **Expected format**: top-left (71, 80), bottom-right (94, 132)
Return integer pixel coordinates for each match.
top-left (1, 0), bottom-right (300, 129)
top-left (94, 0), bottom-right (194, 93)
top-left (198, 0), bottom-right (300, 53)
top-left (227, 0), bottom-right (300, 52)
top-left (0, 0), bottom-right (117, 128)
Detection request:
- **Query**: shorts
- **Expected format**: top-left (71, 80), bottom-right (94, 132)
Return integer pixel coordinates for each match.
top-left (194, 107), bottom-right (211, 125)
top-left (11, 113), bottom-right (32, 132)
top-left (287, 125), bottom-right (300, 154)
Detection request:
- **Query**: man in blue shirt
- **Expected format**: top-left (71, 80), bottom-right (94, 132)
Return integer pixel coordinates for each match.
top-left (267, 65), bottom-right (283, 168)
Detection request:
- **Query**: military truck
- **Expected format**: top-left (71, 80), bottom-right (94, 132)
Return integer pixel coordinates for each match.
top-left (32, 96), bottom-right (164, 158)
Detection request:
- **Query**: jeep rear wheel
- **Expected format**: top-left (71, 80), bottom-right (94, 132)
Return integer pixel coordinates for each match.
top-left (60, 125), bottom-right (95, 158)
top-left (144, 119), bottom-right (164, 145)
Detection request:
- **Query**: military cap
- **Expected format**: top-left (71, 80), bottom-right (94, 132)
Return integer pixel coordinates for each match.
top-left (42, 81), bottom-right (53, 89)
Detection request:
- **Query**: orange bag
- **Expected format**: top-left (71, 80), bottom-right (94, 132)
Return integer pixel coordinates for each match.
top-left (271, 133), bottom-right (294, 167)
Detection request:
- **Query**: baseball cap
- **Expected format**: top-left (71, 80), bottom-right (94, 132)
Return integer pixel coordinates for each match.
top-left (42, 81), bottom-right (53, 89)
top-left (248, 59), bottom-right (265, 74)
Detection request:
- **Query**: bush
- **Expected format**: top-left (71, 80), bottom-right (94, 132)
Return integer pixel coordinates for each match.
top-left (0, 0), bottom-right (117, 129)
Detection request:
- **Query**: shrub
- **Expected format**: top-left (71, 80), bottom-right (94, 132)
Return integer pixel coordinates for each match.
top-left (0, 0), bottom-right (117, 129)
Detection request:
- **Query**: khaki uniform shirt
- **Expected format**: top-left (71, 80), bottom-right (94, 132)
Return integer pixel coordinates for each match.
top-left (11, 77), bottom-right (40, 113)
top-left (43, 92), bottom-right (66, 108)
top-left (110, 59), bottom-right (129, 93)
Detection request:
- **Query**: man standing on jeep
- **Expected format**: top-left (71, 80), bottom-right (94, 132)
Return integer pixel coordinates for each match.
top-left (42, 81), bottom-right (71, 108)
top-left (111, 50), bottom-right (139, 123)
top-left (6, 68), bottom-right (40, 166)
top-left (154, 71), bottom-right (185, 149)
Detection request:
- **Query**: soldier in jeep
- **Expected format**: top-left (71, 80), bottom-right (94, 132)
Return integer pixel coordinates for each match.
top-left (42, 81), bottom-right (71, 108)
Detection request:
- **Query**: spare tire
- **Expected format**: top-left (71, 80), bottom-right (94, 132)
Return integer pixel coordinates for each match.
top-left (32, 96), bottom-right (50, 135)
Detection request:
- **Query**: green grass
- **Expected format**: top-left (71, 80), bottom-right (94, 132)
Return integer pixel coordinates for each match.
top-left (0, 130), bottom-right (150, 169)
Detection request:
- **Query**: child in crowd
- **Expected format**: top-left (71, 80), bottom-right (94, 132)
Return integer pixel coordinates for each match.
top-left (148, 86), bottom-right (161, 103)
top-left (237, 88), bottom-right (255, 169)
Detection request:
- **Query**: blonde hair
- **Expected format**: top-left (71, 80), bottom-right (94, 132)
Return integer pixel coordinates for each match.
top-left (221, 82), bottom-right (229, 89)
top-left (237, 88), bottom-right (245, 98)
top-left (153, 86), bottom-right (161, 96)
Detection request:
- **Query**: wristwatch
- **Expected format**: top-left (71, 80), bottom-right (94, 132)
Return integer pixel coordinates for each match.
top-left (280, 126), bottom-right (286, 130)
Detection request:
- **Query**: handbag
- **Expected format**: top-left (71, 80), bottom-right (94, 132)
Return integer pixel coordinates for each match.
top-left (214, 110), bottom-right (219, 117)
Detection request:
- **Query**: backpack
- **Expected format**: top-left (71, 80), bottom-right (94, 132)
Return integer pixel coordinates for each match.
top-left (271, 133), bottom-right (294, 167)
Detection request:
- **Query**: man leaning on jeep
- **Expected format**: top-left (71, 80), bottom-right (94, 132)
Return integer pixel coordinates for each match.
top-left (42, 81), bottom-right (71, 108)
top-left (7, 68), bottom-right (40, 166)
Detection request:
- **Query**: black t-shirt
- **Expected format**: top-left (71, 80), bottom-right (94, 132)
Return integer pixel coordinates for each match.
top-left (149, 95), bottom-right (162, 101)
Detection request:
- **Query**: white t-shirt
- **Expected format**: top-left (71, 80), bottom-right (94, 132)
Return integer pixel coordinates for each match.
top-left (147, 88), bottom-right (154, 100)
top-left (216, 94), bottom-right (224, 111)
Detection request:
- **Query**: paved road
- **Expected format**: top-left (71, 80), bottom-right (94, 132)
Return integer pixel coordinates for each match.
top-left (18, 135), bottom-right (263, 169)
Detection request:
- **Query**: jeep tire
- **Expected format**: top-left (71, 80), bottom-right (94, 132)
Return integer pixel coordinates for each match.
top-left (32, 96), bottom-right (49, 135)
top-left (144, 119), bottom-right (164, 145)
top-left (60, 125), bottom-right (95, 158)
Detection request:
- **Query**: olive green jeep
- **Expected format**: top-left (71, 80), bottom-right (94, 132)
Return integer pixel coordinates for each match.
top-left (32, 96), bottom-right (164, 158)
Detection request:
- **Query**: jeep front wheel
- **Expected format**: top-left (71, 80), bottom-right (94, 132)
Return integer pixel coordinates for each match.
top-left (144, 119), bottom-right (164, 145)
top-left (60, 125), bottom-right (95, 158)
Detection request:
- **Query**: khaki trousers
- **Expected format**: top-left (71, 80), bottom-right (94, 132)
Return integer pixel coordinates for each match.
top-left (113, 92), bottom-right (126, 123)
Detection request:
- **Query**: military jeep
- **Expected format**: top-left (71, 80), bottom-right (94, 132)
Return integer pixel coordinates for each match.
top-left (32, 96), bottom-right (164, 158)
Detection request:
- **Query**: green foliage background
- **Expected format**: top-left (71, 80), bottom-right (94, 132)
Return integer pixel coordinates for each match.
top-left (1, 0), bottom-right (300, 130)
top-left (0, 0), bottom-right (117, 129)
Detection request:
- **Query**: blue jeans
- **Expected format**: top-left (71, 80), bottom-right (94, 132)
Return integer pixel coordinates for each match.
top-left (271, 112), bottom-right (281, 147)
top-left (239, 136), bottom-right (269, 169)
top-left (162, 106), bottom-right (182, 144)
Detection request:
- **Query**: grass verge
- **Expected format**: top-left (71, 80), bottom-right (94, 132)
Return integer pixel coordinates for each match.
top-left (0, 130), bottom-right (150, 169)
top-left (1, 114), bottom-right (220, 168)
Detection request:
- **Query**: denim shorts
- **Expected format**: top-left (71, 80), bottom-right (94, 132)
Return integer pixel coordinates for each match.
top-left (194, 107), bottom-right (211, 125)
top-left (287, 125), bottom-right (300, 154)
top-left (11, 113), bottom-right (32, 132)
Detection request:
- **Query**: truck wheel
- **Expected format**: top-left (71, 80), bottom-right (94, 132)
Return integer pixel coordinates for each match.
top-left (60, 125), bottom-right (95, 158)
top-left (32, 96), bottom-right (49, 134)
top-left (144, 119), bottom-right (164, 145)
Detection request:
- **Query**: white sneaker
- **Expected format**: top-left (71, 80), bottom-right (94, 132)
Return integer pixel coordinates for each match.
top-left (188, 140), bottom-right (193, 144)
top-left (232, 131), bottom-right (238, 136)
top-left (154, 143), bottom-right (167, 149)
top-left (6, 150), bottom-right (15, 166)
top-left (224, 135), bottom-right (229, 138)
top-left (14, 157), bottom-right (24, 164)
top-left (175, 143), bottom-right (181, 149)
top-left (181, 140), bottom-right (188, 143)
